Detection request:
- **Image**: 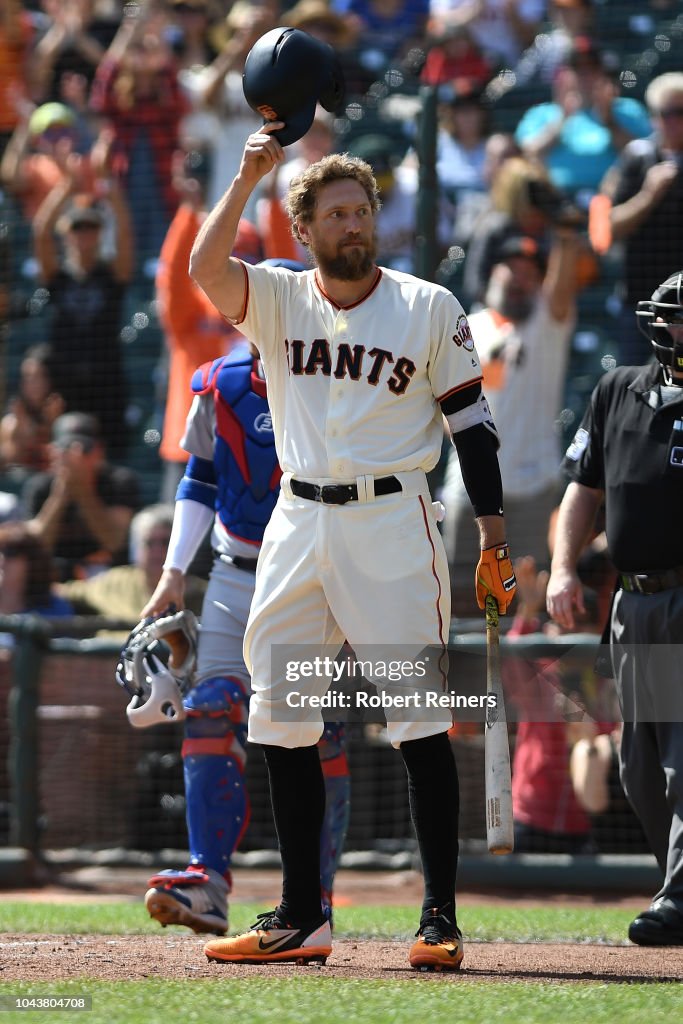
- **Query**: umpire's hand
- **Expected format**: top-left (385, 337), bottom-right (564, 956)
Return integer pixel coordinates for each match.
top-left (546, 566), bottom-right (585, 631)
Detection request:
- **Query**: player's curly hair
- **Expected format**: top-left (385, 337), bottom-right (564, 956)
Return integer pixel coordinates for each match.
top-left (285, 154), bottom-right (381, 244)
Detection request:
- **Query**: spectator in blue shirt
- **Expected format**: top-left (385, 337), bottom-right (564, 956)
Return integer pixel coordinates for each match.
top-left (515, 38), bottom-right (650, 200)
top-left (332, 0), bottom-right (429, 68)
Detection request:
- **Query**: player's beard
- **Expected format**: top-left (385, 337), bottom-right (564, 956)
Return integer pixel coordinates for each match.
top-left (310, 232), bottom-right (378, 281)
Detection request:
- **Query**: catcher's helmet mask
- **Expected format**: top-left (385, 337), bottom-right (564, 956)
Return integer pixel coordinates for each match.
top-left (636, 270), bottom-right (683, 379)
top-left (115, 608), bottom-right (199, 728)
top-left (243, 27), bottom-right (344, 147)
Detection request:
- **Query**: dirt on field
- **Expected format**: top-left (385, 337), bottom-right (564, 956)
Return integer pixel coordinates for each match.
top-left (1, 934), bottom-right (681, 985)
top-left (2, 868), bottom-right (682, 984)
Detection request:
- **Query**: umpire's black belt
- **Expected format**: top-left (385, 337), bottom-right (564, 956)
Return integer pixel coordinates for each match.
top-left (620, 566), bottom-right (683, 595)
top-left (290, 475), bottom-right (402, 505)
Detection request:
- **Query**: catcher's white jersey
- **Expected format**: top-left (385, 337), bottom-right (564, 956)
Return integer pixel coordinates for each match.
top-left (231, 263), bottom-right (483, 479)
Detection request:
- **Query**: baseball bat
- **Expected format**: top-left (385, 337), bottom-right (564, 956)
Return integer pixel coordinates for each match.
top-left (484, 594), bottom-right (514, 854)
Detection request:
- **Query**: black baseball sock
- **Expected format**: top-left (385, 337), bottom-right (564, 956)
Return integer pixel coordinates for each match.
top-left (262, 743), bottom-right (326, 924)
top-left (400, 731), bottom-right (460, 922)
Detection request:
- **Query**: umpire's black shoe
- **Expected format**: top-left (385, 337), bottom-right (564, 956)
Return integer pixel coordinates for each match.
top-left (628, 901), bottom-right (683, 946)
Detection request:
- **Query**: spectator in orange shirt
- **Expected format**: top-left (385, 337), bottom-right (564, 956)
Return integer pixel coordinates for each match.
top-left (156, 148), bottom-right (263, 502)
top-left (0, 100), bottom-right (97, 223)
top-left (0, 0), bottom-right (35, 156)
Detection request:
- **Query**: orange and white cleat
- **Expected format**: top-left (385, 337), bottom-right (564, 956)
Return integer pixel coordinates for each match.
top-left (204, 907), bottom-right (332, 965)
top-left (409, 906), bottom-right (464, 972)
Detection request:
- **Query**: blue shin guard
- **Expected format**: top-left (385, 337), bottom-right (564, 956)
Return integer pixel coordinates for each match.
top-left (318, 723), bottom-right (350, 914)
top-left (182, 676), bottom-right (250, 878)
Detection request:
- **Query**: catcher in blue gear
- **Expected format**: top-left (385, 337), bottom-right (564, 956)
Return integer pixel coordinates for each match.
top-left (121, 271), bottom-right (350, 934)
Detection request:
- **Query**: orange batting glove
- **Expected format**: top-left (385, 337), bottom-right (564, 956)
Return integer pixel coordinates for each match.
top-left (476, 543), bottom-right (517, 614)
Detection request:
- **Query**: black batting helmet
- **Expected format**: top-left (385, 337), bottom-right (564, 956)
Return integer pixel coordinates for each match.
top-left (636, 270), bottom-right (683, 373)
top-left (243, 27), bottom-right (344, 147)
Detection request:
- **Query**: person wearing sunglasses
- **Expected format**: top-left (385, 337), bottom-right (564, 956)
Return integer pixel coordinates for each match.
top-left (608, 72), bottom-right (683, 366)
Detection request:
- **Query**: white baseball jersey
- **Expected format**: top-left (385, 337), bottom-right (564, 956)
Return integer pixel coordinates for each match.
top-left (230, 263), bottom-right (483, 480)
top-left (227, 262), bottom-right (488, 749)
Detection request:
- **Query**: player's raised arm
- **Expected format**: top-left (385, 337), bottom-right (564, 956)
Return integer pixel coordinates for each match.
top-left (189, 125), bottom-right (285, 320)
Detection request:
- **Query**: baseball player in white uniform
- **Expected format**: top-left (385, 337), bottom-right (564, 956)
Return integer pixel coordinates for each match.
top-left (190, 122), bottom-right (516, 971)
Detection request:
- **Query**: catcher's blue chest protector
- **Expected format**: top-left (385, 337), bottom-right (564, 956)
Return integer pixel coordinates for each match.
top-left (191, 351), bottom-right (281, 543)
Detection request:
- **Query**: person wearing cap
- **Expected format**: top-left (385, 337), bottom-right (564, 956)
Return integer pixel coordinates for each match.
top-left (21, 411), bottom-right (141, 583)
top-left (442, 224), bottom-right (580, 615)
top-left (32, 128), bottom-right (133, 461)
top-left (0, 99), bottom-right (96, 221)
top-left (284, 0), bottom-right (372, 99)
top-left (515, 37), bottom-right (651, 197)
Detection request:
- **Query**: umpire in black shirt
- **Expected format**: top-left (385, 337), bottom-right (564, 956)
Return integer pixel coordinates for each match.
top-left (547, 270), bottom-right (683, 946)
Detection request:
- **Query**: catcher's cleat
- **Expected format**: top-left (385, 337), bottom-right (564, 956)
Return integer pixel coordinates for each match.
top-left (409, 905), bottom-right (464, 972)
top-left (204, 907), bottom-right (332, 965)
top-left (145, 866), bottom-right (229, 935)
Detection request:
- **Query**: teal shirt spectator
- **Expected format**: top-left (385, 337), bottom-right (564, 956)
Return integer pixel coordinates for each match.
top-left (515, 98), bottom-right (651, 194)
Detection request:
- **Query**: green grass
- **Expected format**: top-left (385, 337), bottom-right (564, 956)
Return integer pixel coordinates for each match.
top-left (0, 978), bottom-right (681, 1024)
top-left (1, 902), bottom-right (680, 1024)
top-left (0, 901), bottom-right (637, 944)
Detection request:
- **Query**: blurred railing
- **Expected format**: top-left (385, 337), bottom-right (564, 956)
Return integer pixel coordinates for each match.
top-left (0, 614), bottom-right (661, 891)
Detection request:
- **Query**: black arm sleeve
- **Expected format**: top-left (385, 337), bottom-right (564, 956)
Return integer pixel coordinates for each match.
top-left (453, 422), bottom-right (504, 519)
top-left (440, 380), bottom-right (481, 416)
